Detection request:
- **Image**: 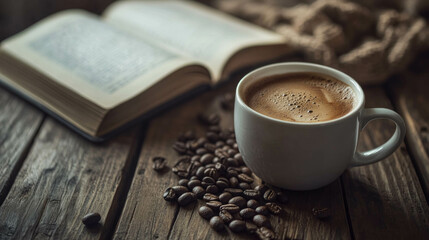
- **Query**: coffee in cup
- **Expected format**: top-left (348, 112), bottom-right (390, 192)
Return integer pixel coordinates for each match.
top-left (243, 72), bottom-right (357, 123)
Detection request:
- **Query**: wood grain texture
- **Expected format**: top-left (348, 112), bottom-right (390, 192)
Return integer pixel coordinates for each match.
top-left (341, 88), bottom-right (429, 240)
top-left (0, 87), bottom-right (44, 205)
top-left (114, 76), bottom-right (351, 240)
top-left (388, 57), bottom-right (429, 199)
top-left (0, 117), bottom-right (141, 239)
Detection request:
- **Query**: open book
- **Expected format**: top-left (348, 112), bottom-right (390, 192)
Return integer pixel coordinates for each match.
top-left (0, 0), bottom-right (290, 141)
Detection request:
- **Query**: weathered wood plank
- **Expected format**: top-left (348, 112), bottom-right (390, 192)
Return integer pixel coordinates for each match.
top-left (114, 76), bottom-right (351, 240)
top-left (342, 88), bottom-right (429, 240)
top-left (388, 56), bottom-right (429, 199)
top-left (0, 117), bottom-right (141, 239)
top-left (0, 87), bottom-right (44, 205)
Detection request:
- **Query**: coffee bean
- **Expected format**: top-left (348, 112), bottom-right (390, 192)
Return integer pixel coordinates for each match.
top-left (203, 193), bottom-right (219, 201)
top-left (240, 167), bottom-right (252, 176)
top-left (163, 187), bottom-right (176, 202)
top-left (254, 185), bottom-right (268, 193)
top-left (172, 186), bottom-right (188, 196)
top-left (255, 206), bottom-right (270, 216)
top-left (229, 196), bottom-right (246, 208)
top-left (199, 113), bottom-right (220, 126)
top-left (312, 207), bottom-right (331, 219)
top-left (232, 212), bottom-right (243, 221)
top-left (220, 203), bottom-right (240, 213)
top-left (204, 143), bottom-right (217, 153)
top-left (238, 173), bottom-right (254, 184)
top-left (219, 131), bottom-right (231, 140)
top-left (227, 149), bottom-right (237, 157)
top-left (232, 143), bottom-right (239, 150)
top-left (245, 221), bottom-right (258, 234)
top-left (214, 149), bottom-right (229, 159)
top-left (229, 220), bottom-right (246, 233)
top-left (266, 202), bottom-right (282, 215)
top-left (152, 157), bottom-right (166, 171)
top-left (240, 208), bottom-right (256, 219)
top-left (256, 227), bottom-right (276, 240)
top-left (214, 162), bottom-right (226, 173)
top-left (196, 148), bottom-right (208, 155)
top-left (215, 141), bottom-right (225, 148)
top-left (253, 214), bottom-right (271, 228)
top-left (178, 192), bottom-right (196, 206)
top-left (204, 168), bottom-right (219, 179)
top-left (209, 216), bottom-right (225, 232)
top-left (183, 130), bottom-right (196, 141)
top-left (209, 125), bottom-right (221, 133)
top-left (216, 180), bottom-right (229, 190)
top-left (227, 158), bottom-right (239, 167)
top-left (192, 186), bottom-right (205, 199)
top-left (243, 189), bottom-right (260, 199)
top-left (200, 153), bottom-right (214, 165)
top-left (187, 179), bottom-right (201, 189)
top-left (206, 185), bottom-right (219, 194)
top-left (196, 167), bottom-right (206, 179)
top-left (206, 132), bottom-right (219, 142)
top-left (277, 192), bottom-right (289, 204)
top-left (172, 142), bottom-right (187, 154)
top-left (219, 192), bottom-right (233, 204)
top-left (82, 212), bottom-right (101, 226)
top-left (206, 201), bottom-right (222, 210)
top-left (190, 176), bottom-right (199, 181)
top-left (247, 199), bottom-right (260, 209)
top-left (220, 92), bottom-right (234, 110)
top-left (224, 188), bottom-right (243, 196)
top-left (263, 189), bottom-right (277, 202)
top-left (229, 177), bottom-right (239, 187)
top-left (239, 182), bottom-right (251, 190)
top-left (202, 176), bottom-right (215, 185)
top-left (219, 209), bottom-right (234, 223)
top-left (226, 138), bottom-right (235, 146)
top-left (199, 206), bottom-right (215, 220)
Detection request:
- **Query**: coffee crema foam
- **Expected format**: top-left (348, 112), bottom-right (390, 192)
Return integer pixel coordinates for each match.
top-left (244, 72), bottom-right (357, 123)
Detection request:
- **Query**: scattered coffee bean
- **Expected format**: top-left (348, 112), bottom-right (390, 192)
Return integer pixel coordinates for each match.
top-left (172, 141), bottom-right (187, 154)
top-left (196, 148), bottom-right (208, 155)
top-left (179, 179), bottom-right (189, 187)
top-left (245, 221), bottom-right (258, 234)
top-left (229, 220), bottom-right (246, 233)
top-left (163, 187), bottom-right (176, 202)
top-left (198, 113), bottom-right (220, 126)
top-left (240, 166), bottom-right (252, 175)
top-left (204, 168), bottom-right (219, 179)
top-left (172, 186), bottom-right (188, 196)
top-left (256, 227), bottom-right (276, 240)
top-left (206, 201), bottom-right (222, 210)
top-left (253, 214), bottom-right (271, 228)
top-left (200, 153), bottom-right (214, 165)
top-left (255, 206), bottom-right (270, 216)
top-left (204, 143), bottom-right (217, 153)
top-left (206, 185), bottom-right (219, 194)
top-left (240, 208), bottom-right (256, 219)
top-left (202, 176), bottom-right (215, 185)
top-left (266, 202), bottom-right (282, 215)
top-left (263, 189), bottom-right (277, 202)
top-left (82, 212), bottom-right (101, 227)
top-left (192, 186), bottom-right (205, 199)
top-left (247, 199), bottom-right (259, 209)
top-left (229, 196), bottom-right (246, 209)
top-left (220, 203), bottom-right (240, 213)
top-left (216, 180), bottom-right (229, 190)
top-left (312, 207), bottom-right (331, 219)
top-left (229, 177), bottom-right (239, 187)
top-left (196, 167), bottom-right (206, 179)
top-left (254, 185), bottom-right (268, 193)
top-left (219, 209), bottom-right (233, 223)
top-left (243, 189), bottom-right (260, 199)
top-left (239, 182), bottom-right (251, 190)
top-left (206, 132), bottom-right (219, 142)
top-left (188, 179), bottom-right (201, 189)
top-left (152, 157), bottom-right (167, 171)
top-left (219, 192), bottom-right (233, 204)
top-left (178, 192), bottom-right (196, 206)
top-left (277, 192), bottom-right (289, 204)
top-left (209, 216), bottom-right (225, 232)
top-left (203, 193), bottom-right (219, 202)
top-left (224, 188), bottom-right (243, 196)
top-left (199, 206), bottom-right (215, 220)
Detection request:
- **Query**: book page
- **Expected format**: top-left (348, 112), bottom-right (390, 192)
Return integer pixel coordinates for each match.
top-left (103, 0), bottom-right (284, 80)
top-left (1, 10), bottom-right (199, 109)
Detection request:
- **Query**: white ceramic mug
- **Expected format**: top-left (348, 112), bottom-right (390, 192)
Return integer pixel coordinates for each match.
top-left (234, 62), bottom-right (406, 190)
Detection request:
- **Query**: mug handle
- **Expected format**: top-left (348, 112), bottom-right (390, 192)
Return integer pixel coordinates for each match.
top-left (349, 108), bottom-right (406, 167)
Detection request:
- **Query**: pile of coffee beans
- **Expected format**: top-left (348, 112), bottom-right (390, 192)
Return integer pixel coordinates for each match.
top-left (162, 113), bottom-right (288, 239)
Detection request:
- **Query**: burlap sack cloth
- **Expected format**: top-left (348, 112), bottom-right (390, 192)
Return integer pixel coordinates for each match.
top-left (203, 0), bottom-right (429, 85)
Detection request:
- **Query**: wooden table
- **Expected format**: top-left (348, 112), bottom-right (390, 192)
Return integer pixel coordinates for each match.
top-left (1, 52), bottom-right (429, 239)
